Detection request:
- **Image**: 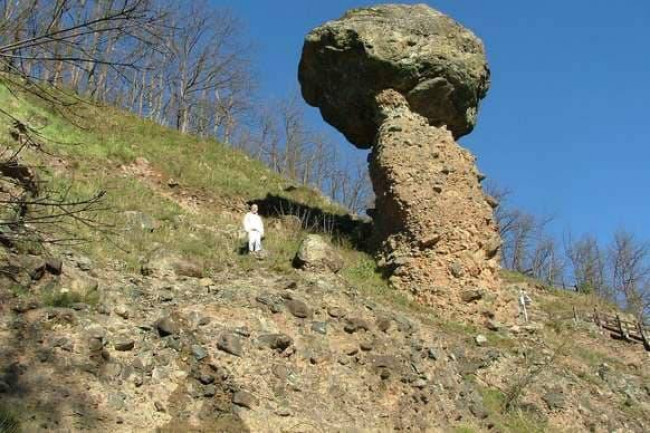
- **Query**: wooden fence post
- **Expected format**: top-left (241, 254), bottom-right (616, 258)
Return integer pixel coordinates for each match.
top-left (638, 322), bottom-right (650, 351)
top-left (593, 309), bottom-right (601, 330)
top-left (617, 315), bottom-right (631, 342)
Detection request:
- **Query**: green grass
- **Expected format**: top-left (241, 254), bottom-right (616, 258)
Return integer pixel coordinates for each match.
top-left (338, 252), bottom-right (437, 315)
top-left (40, 281), bottom-right (100, 308)
top-left (500, 270), bottom-right (541, 286)
top-left (0, 406), bottom-right (20, 433)
top-left (453, 425), bottom-right (478, 433)
top-left (478, 387), bottom-right (549, 433)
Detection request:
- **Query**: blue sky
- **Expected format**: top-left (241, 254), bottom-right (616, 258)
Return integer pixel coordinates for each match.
top-left (215, 0), bottom-right (650, 243)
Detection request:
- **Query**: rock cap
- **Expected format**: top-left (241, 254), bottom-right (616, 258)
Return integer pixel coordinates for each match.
top-left (299, 3), bottom-right (490, 148)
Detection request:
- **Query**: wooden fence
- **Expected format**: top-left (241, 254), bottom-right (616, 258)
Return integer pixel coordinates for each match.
top-left (580, 308), bottom-right (650, 351)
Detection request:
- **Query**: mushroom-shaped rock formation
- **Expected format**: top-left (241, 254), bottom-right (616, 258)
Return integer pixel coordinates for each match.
top-left (299, 4), bottom-right (490, 149)
top-left (299, 4), bottom-right (503, 314)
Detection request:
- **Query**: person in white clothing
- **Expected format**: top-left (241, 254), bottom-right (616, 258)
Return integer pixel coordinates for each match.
top-left (243, 204), bottom-right (264, 253)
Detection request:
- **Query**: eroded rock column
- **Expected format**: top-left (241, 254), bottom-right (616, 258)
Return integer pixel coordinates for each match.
top-left (370, 90), bottom-right (500, 307)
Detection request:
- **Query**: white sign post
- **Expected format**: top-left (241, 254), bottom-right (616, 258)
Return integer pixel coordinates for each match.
top-left (519, 290), bottom-right (531, 323)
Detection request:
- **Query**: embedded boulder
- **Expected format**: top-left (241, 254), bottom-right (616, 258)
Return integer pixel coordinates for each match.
top-left (293, 235), bottom-right (343, 273)
top-left (298, 3), bottom-right (490, 148)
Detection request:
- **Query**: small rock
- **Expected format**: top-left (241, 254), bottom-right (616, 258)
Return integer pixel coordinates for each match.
top-left (360, 340), bottom-right (374, 351)
top-left (88, 338), bottom-right (104, 352)
top-left (449, 262), bottom-right (463, 278)
top-left (542, 390), bottom-right (566, 411)
top-left (50, 336), bottom-right (70, 349)
top-left (412, 379), bottom-right (427, 389)
top-left (203, 385), bottom-right (217, 397)
top-left (155, 317), bottom-right (178, 337)
top-left (234, 327), bottom-right (251, 338)
top-left (327, 307), bottom-right (346, 318)
top-left (12, 299), bottom-right (41, 313)
top-left (96, 304), bottom-right (111, 315)
top-left (285, 299), bottom-right (311, 318)
top-left (87, 325), bottom-right (106, 340)
top-left (114, 305), bottom-right (130, 319)
top-left (311, 321), bottom-right (327, 335)
top-left (475, 335), bottom-right (488, 347)
top-left (256, 294), bottom-right (283, 314)
top-left (154, 401), bottom-right (166, 413)
top-left (427, 348), bottom-right (439, 360)
top-left (272, 364), bottom-right (289, 380)
top-left (199, 374), bottom-right (215, 385)
top-left (29, 264), bottom-right (45, 281)
top-left (275, 406), bottom-right (292, 417)
top-left (342, 344), bottom-right (359, 356)
top-left (344, 318), bottom-right (370, 334)
top-left (114, 338), bottom-right (135, 351)
top-left (217, 334), bottom-right (243, 357)
top-left (232, 391), bottom-right (258, 409)
top-left (309, 352), bottom-right (330, 365)
top-left (460, 289), bottom-right (484, 303)
top-left (133, 356), bottom-right (154, 372)
top-left (376, 317), bottom-right (392, 333)
top-left (258, 334), bottom-right (293, 352)
top-left (103, 362), bottom-right (123, 378)
top-left (485, 319), bottom-right (502, 331)
top-left (45, 258), bottom-right (63, 275)
top-left (160, 291), bottom-right (174, 302)
top-left (191, 345), bottom-right (208, 361)
top-left (108, 393), bottom-right (126, 410)
top-left (76, 256), bottom-right (93, 271)
top-left (293, 234), bottom-right (344, 272)
top-left (199, 278), bottom-right (213, 287)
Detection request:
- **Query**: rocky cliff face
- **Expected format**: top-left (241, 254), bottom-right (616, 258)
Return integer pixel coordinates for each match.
top-left (299, 4), bottom-right (501, 313)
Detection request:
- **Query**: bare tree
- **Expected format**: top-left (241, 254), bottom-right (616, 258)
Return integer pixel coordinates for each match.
top-left (162, 1), bottom-right (251, 135)
top-left (608, 229), bottom-right (650, 319)
top-left (564, 232), bottom-right (608, 296)
top-left (530, 236), bottom-right (565, 286)
top-left (0, 0), bottom-right (164, 248)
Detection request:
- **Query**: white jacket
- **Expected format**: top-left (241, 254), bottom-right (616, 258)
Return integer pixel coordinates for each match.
top-left (243, 212), bottom-right (264, 236)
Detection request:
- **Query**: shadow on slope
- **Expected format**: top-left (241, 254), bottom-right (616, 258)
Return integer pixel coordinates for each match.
top-left (0, 306), bottom-right (103, 432)
top-left (250, 193), bottom-right (372, 251)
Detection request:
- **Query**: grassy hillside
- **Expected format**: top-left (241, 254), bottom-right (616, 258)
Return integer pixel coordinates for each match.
top-left (0, 82), bottom-right (378, 280)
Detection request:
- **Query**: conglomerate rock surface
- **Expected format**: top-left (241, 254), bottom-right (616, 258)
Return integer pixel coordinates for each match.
top-left (370, 89), bottom-right (501, 310)
top-left (299, 4), bottom-right (501, 312)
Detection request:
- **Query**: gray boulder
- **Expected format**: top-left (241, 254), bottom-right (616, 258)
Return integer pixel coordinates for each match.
top-left (293, 235), bottom-right (343, 273)
top-left (298, 4), bottom-right (490, 148)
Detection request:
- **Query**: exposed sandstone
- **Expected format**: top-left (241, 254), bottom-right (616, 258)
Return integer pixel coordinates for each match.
top-left (370, 89), bottom-right (501, 306)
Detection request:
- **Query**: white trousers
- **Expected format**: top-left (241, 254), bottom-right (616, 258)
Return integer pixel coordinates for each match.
top-left (248, 230), bottom-right (262, 252)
